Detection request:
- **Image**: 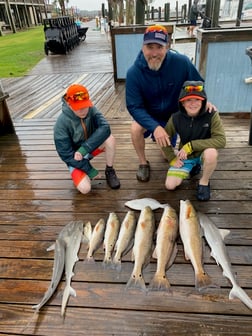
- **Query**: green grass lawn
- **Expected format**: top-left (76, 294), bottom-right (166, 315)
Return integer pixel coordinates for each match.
top-left (0, 26), bottom-right (45, 77)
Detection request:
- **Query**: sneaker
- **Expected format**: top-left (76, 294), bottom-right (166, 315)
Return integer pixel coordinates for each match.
top-left (136, 161), bottom-right (150, 182)
top-left (197, 183), bottom-right (210, 201)
top-left (190, 164), bottom-right (201, 178)
top-left (105, 168), bottom-right (120, 189)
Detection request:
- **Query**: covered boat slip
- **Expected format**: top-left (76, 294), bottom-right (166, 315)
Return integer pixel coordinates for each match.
top-left (1, 23), bottom-right (252, 335)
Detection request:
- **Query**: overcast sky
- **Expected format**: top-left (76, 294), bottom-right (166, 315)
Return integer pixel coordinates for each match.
top-left (67, 0), bottom-right (187, 12)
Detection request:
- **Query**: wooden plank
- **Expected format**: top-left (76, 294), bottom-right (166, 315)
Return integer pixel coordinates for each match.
top-left (0, 304), bottom-right (251, 336)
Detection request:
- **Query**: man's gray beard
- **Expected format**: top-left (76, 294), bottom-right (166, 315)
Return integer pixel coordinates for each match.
top-left (148, 61), bottom-right (162, 71)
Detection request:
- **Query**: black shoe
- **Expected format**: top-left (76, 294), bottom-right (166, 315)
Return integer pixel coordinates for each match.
top-left (105, 168), bottom-right (120, 189)
top-left (190, 164), bottom-right (201, 178)
top-left (136, 161), bottom-right (150, 182)
top-left (197, 183), bottom-right (210, 201)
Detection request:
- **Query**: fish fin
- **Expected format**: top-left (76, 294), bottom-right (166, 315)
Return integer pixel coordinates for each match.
top-left (61, 285), bottom-right (76, 317)
top-left (210, 251), bottom-right (220, 265)
top-left (160, 203), bottom-right (169, 208)
top-left (166, 243), bottom-right (178, 270)
top-left (126, 272), bottom-right (147, 292)
top-left (196, 271), bottom-right (216, 291)
top-left (229, 284), bottom-right (252, 310)
top-left (219, 228), bottom-right (230, 241)
top-left (46, 243), bottom-right (55, 251)
top-left (149, 273), bottom-right (172, 292)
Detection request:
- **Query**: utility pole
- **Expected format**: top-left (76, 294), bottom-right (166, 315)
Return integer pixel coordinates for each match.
top-left (236, 0), bottom-right (244, 26)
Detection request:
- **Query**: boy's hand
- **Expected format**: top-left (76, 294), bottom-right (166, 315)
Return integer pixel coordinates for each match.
top-left (74, 152), bottom-right (83, 161)
top-left (170, 157), bottom-right (184, 168)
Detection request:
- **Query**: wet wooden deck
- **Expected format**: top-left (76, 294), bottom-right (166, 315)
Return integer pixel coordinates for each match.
top-left (1, 23), bottom-right (252, 335)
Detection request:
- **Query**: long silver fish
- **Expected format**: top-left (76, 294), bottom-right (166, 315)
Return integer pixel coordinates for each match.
top-left (32, 221), bottom-right (83, 312)
top-left (179, 200), bottom-right (213, 291)
top-left (126, 206), bottom-right (155, 292)
top-left (84, 218), bottom-right (106, 263)
top-left (61, 221), bottom-right (84, 316)
top-left (125, 198), bottom-right (168, 211)
top-left (103, 212), bottom-right (120, 267)
top-left (32, 238), bottom-right (66, 312)
top-left (198, 212), bottom-right (252, 310)
top-left (149, 205), bottom-right (178, 291)
top-left (113, 211), bottom-right (137, 272)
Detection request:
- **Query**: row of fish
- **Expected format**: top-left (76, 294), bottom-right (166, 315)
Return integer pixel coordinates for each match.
top-left (32, 199), bottom-right (252, 317)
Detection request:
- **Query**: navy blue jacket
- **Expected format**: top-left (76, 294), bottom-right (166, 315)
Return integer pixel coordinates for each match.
top-left (126, 50), bottom-right (203, 133)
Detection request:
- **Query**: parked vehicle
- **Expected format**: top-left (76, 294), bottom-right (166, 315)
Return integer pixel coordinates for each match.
top-left (43, 16), bottom-right (79, 55)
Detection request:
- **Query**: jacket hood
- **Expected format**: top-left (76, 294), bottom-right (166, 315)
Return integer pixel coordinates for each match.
top-left (179, 80), bottom-right (207, 114)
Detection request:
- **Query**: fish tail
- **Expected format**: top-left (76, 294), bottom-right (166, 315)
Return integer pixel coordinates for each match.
top-left (126, 272), bottom-right (147, 292)
top-left (83, 256), bottom-right (95, 264)
top-left (149, 273), bottom-right (172, 292)
top-left (103, 252), bottom-right (113, 269)
top-left (112, 258), bottom-right (122, 272)
top-left (229, 284), bottom-right (252, 310)
top-left (196, 271), bottom-right (215, 291)
top-left (61, 285), bottom-right (76, 316)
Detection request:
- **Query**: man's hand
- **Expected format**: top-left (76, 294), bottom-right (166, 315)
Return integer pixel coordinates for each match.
top-left (153, 126), bottom-right (170, 147)
top-left (206, 101), bottom-right (217, 112)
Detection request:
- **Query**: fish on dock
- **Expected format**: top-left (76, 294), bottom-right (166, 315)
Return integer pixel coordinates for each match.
top-left (32, 221), bottom-right (85, 313)
top-left (179, 200), bottom-right (214, 291)
top-left (112, 211), bottom-right (137, 272)
top-left (149, 205), bottom-right (178, 291)
top-left (125, 198), bottom-right (168, 211)
top-left (32, 238), bottom-right (66, 313)
top-left (103, 212), bottom-right (120, 267)
top-left (126, 206), bottom-right (155, 292)
top-left (198, 212), bottom-right (252, 310)
top-left (84, 219), bottom-right (106, 263)
top-left (61, 221), bottom-right (84, 316)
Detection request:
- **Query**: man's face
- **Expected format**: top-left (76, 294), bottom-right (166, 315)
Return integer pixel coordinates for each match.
top-left (142, 43), bottom-right (168, 71)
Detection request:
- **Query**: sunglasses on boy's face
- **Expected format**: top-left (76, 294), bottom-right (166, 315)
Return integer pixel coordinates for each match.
top-left (69, 91), bottom-right (89, 101)
top-left (184, 85), bottom-right (204, 92)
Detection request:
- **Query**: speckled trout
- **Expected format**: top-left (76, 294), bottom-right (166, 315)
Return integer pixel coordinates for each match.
top-left (149, 205), bottom-right (178, 291)
top-left (113, 211), bottom-right (137, 272)
top-left (84, 219), bottom-right (106, 263)
top-left (103, 212), bottom-right (120, 267)
top-left (179, 200), bottom-right (213, 291)
top-left (126, 206), bottom-right (155, 292)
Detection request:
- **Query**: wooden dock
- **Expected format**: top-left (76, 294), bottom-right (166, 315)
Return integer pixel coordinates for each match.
top-left (1, 23), bottom-right (252, 335)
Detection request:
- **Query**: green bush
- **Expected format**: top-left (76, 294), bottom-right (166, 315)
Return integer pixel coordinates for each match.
top-left (0, 26), bottom-right (45, 77)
